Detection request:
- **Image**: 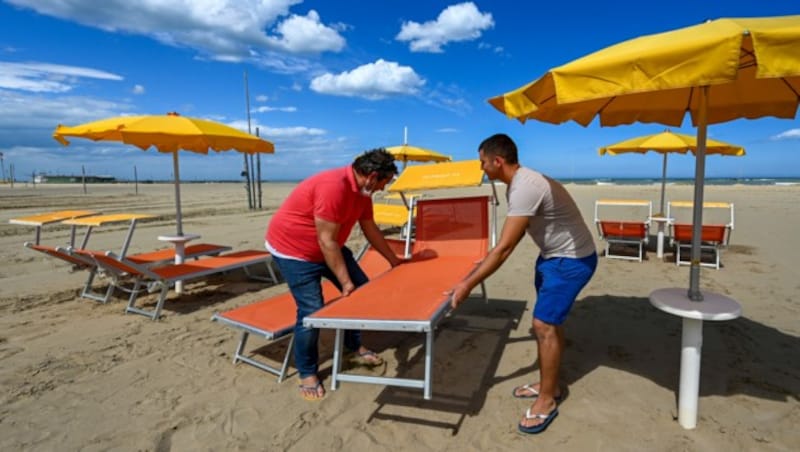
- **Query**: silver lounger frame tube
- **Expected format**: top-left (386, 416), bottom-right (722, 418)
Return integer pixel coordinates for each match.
top-left (306, 281), bottom-right (486, 400)
top-left (211, 313), bottom-right (296, 382)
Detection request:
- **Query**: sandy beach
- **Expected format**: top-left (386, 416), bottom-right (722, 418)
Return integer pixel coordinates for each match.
top-left (1, 181), bottom-right (798, 451)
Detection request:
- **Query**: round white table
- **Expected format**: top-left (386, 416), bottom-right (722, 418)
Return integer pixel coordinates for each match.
top-left (158, 233), bottom-right (200, 293)
top-left (649, 288), bottom-right (741, 429)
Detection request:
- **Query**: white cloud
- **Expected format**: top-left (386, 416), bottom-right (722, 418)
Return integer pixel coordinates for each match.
top-left (7, 0), bottom-right (344, 70)
top-left (0, 89), bottom-right (136, 154)
top-left (396, 2), bottom-right (494, 53)
top-left (260, 125), bottom-right (326, 138)
top-left (309, 59), bottom-right (425, 100)
top-left (252, 106), bottom-right (297, 113)
top-left (266, 10), bottom-right (346, 53)
top-left (771, 129), bottom-right (800, 140)
top-left (132, 84), bottom-right (145, 95)
top-left (437, 128), bottom-right (459, 133)
top-left (0, 61), bottom-right (123, 92)
top-left (255, 94), bottom-right (269, 102)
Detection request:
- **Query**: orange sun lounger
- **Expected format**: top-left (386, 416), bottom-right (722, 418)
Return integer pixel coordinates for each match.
top-left (20, 212), bottom-right (232, 303)
top-left (667, 201), bottom-right (735, 269)
top-left (25, 242), bottom-right (232, 303)
top-left (65, 248), bottom-right (277, 320)
top-left (210, 239), bottom-right (406, 382)
top-left (304, 195), bottom-right (490, 399)
top-left (593, 199), bottom-right (652, 261)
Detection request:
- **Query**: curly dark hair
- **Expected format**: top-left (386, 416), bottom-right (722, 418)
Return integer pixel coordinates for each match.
top-left (353, 148), bottom-right (398, 180)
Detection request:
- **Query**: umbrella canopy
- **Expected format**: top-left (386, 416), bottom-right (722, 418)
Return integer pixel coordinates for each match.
top-left (489, 15), bottom-right (800, 299)
top-left (599, 130), bottom-right (745, 214)
top-left (386, 144), bottom-right (451, 166)
top-left (53, 112), bottom-right (274, 235)
top-left (489, 16), bottom-right (800, 127)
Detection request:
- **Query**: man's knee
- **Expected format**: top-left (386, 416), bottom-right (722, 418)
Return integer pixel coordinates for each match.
top-left (532, 317), bottom-right (557, 339)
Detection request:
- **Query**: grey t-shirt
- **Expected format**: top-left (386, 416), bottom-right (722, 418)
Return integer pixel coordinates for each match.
top-left (506, 167), bottom-right (595, 259)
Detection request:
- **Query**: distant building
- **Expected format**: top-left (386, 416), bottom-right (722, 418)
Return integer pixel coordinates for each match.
top-left (34, 174), bottom-right (116, 184)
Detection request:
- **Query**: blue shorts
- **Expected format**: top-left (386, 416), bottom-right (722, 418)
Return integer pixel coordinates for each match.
top-left (533, 252), bottom-right (597, 325)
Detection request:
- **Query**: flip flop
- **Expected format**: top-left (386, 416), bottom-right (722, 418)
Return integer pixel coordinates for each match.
top-left (354, 349), bottom-right (384, 366)
top-left (518, 407), bottom-right (559, 434)
top-left (511, 384), bottom-right (566, 402)
top-left (298, 381), bottom-right (325, 401)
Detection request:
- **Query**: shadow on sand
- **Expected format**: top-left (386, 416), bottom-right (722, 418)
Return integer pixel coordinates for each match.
top-left (358, 293), bottom-right (799, 434)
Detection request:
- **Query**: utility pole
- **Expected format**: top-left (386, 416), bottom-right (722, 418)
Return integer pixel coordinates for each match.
top-left (256, 127), bottom-right (263, 209)
top-left (243, 70), bottom-right (254, 209)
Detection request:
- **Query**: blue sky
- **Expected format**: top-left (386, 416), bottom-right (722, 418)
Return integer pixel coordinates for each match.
top-left (0, 1), bottom-right (798, 182)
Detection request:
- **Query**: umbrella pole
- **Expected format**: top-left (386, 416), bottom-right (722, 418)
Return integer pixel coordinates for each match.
top-left (688, 87), bottom-right (709, 302)
top-left (660, 153), bottom-right (668, 215)
top-left (173, 152), bottom-right (183, 236)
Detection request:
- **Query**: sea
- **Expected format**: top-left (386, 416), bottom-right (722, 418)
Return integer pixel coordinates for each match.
top-left (557, 177), bottom-right (800, 186)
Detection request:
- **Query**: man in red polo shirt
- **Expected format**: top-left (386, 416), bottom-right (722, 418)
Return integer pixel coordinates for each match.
top-left (265, 148), bottom-right (403, 400)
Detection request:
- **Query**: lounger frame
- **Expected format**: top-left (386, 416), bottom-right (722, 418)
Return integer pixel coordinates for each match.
top-left (65, 248), bottom-right (277, 319)
top-left (594, 199), bottom-right (652, 262)
top-left (211, 240), bottom-right (407, 382)
top-left (305, 195), bottom-right (490, 399)
top-left (667, 201), bottom-right (734, 269)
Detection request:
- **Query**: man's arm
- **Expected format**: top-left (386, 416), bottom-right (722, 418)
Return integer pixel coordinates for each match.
top-left (359, 218), bottom-right (403, 267)
top-left (449, 215), bottom-right (529, 308)
top-left (315, 217), bottom-right (356, 296)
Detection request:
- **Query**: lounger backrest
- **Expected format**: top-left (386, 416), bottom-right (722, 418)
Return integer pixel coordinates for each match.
top-left (672, 224), bottom-right (728, 243)
top-left (598, 221), bottom-right (648, 239)
top-left (27, 243), bottom-right (92, 267)
top-left (70, 248), bottom-right (149, 277)
top-left (415, 195), bottom-right (489, 258)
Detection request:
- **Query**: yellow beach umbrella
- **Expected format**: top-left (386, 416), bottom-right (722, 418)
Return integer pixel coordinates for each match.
top-left (489, 15), bottom-right (800, 299)
top-left (386, 127), bottom-right (451, 168)
top-left (488, 15), bottom-right (800, 429)
top-left (54, 112), bottom-right (274, 236)
top-left (599, 130), bottom-right (745, 215)
top-left (386, 144), bottom-right (451, 166)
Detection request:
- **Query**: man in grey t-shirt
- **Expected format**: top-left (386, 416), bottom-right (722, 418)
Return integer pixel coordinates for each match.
top-left (449, 133), bottom-right (597, 435)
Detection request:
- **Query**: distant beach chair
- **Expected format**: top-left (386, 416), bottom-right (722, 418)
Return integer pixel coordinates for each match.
top-left (64, 248), bottom-right (278, 319)
top-left (667, 201), bottom-right (734, 269)
top-left (304, 195), bottom-right (490, 399)
top-left (210, 239), bottom-right (406, 382)
top-left (594, 199), bottom-right (652, 261)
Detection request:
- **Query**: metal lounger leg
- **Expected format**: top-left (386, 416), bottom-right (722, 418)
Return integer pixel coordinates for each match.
top-left (234, 331), bottom-right (250, 364)
top-left (244, 262), bottom-right (278, 284)
top-left (278, 335), bottom-right (295, 383)
top-left (80, 268), bottom-right (115, 303)
top-left (331, 329), bottom-right (344, 392)
top-left (424, 330), bottom-right (434, 400)
top-left (230, 333), bottom-right (295, 382)
top-left (126, 281), bottom-right (168, 320)
top-left (125, 280), bottom-right (144, 315)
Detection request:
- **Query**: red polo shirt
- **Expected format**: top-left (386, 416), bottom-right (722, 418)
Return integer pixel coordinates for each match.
top-left (265, 165), bottom-right (373, 262)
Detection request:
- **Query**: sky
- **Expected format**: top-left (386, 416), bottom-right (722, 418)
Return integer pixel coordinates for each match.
top-left (0, 1), bottom-right (798, 182)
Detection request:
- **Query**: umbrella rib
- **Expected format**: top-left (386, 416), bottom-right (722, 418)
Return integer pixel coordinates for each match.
top-left (739, 47), bottom-right (757, 69)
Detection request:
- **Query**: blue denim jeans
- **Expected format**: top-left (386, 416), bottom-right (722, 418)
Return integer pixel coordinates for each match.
top-left (271, 247), bottom-right (369, 378)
